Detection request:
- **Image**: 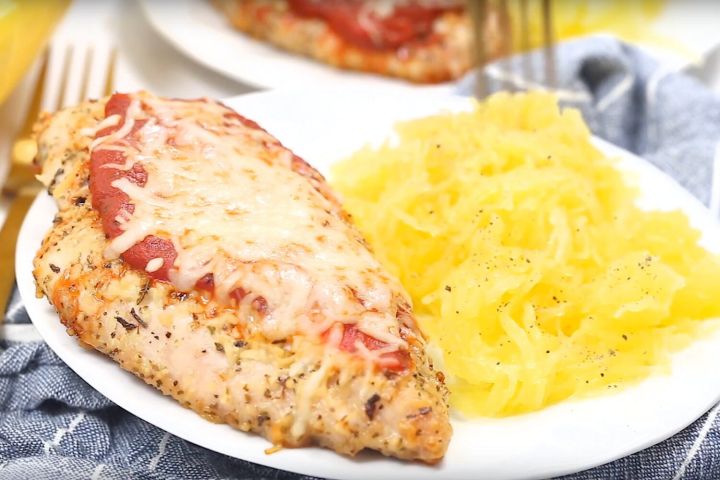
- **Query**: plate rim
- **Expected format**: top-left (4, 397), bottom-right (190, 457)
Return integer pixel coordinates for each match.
top-left (137, 0), bottom-right (264, 90)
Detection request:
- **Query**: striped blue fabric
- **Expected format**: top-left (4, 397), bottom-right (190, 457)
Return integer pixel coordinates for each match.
top-left (2, 36), bottom-right (720, 479)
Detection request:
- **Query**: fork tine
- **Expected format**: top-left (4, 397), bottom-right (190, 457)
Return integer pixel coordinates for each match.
top-left (470, 0), bottom-right (557, 98)
top-left (41, 43), bottom-right (69, 112)
top-left (79, 46), bottom-right (93, 102)
top-left (518, 0), bottom-right (530, 52)
top-left (17, 50), bottom-right (50, 138)
top-left (518, 0), bottom-right (532, 81)
top-left (104, 48), bottom-right (117, 98)
top-left (86, 44), bottom-right (115, 100)
top-left (541, 0), bottom-right (557, 88)
top-left (62, 44), bottom-right (86, 107)
top-left (468, 0), bottom-right (488, 98)
top-left (8, 50), bottom-right (50, 170)
top-left (497, 0), bottom-right (515, 92)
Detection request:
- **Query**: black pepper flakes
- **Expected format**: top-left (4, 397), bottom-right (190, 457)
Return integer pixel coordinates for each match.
top-left (214, 342), bottom-right (225, 352)
top-left (234, 340), bottom-right (247, 348)
top-left (365, 393), bottom-right (381, 420)
top-left (130, 308), bottom-right (147, 328)
top-left (49, 264), bottom-right (61, 274)
top-left (444, 285), bottom-right (452, 292)
top-left (48, 167), bottom-right (64, 192)
top-left (406, 406), bottom-right (432, 419)
top-left (115, 316), bottom-right (136, 330)
top-left (137, 280), bottom-right (151, 305)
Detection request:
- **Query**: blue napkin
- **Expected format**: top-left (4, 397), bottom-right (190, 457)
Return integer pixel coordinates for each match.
top-left (2, 36), bottom-right (720, 480)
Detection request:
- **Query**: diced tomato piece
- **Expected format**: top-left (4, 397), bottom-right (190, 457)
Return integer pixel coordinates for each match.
top-left (338, 323), bottom-right (409, 371)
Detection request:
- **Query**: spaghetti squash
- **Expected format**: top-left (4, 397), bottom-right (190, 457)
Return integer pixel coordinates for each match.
top-left (332, 92), bottom-right (720, 417)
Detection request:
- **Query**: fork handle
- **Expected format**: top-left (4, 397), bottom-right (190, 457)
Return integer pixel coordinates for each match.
top-left (0, 191), bottom-right (36, 321)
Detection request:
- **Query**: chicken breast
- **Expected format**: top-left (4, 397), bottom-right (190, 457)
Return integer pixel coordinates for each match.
top-left (32, 92), bottom-right (451, 462)
top-left (212, 0), bottom-right (475, 84)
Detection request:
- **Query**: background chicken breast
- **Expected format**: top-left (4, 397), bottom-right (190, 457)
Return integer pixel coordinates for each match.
top-left (212, 0), bottom-right (473, 84)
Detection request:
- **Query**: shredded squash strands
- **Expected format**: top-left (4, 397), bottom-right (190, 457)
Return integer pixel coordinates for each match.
top-left (332, 92), bottom-right (720, 417)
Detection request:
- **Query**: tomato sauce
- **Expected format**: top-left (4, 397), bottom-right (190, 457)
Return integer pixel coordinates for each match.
top-left (90, 94), bottom-right (177, 282)
top-left (287, 0), bottom-right (463, 51)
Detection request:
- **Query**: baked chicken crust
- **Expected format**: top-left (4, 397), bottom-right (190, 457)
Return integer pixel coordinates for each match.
top-left (31, 95), bottom-right (452, 462)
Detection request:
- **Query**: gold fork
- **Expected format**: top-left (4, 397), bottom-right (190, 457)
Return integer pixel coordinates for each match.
top-left (0, 42), bottom-right (116, 319)
top-left (468, 0), bottom-right (556, 98)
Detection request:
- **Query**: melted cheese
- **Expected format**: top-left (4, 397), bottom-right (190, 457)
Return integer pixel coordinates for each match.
top-left (359, 0), bottom-right (463, 18)
top-left (79, 113), bottom-right (120, 137)
top-left (357, 311), bottom-right (405, 347)
top-left (357, 0), bottom-right (463, 47)
top-left (88, 92), bottom-right (408, 351)
top-left (145, 257), bottom-right (164, 273)
top-left (91, 100), bottom-right (141, 150)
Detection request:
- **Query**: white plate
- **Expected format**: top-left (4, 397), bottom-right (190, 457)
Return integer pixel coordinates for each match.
top-left (17, 89), bottom-right (720, 480)
top-left (139, 0), bottom-right (424, 90)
